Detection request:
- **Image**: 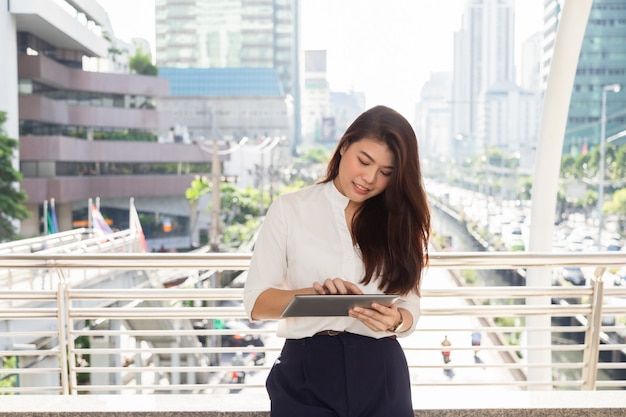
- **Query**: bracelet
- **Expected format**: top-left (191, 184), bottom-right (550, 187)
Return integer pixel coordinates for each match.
top-left (388, 311), bottom-right (405, 333)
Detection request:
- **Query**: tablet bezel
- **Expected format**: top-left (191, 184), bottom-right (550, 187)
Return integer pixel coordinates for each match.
top-left (280, 294), bottom-right (400, 318)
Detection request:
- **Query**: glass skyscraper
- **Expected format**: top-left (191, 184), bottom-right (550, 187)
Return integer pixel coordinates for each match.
top-left (544, 0), bottom-right (626, 154)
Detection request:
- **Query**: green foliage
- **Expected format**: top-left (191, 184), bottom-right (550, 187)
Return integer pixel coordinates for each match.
top-left (461, 269), bottom-right (478, 285)
top-left (92, 130), bottom-right (157, 142)
top-left (0, 356), bottom-right (17, 393)
top-left (519, 177), bottom-right (533, 200)
top-left (279, 179), bottom-right (307, 195)
top-left (74, 335), bottom-right (91, 385)
top-left (559, 143), bottom-right (626, 226)
top-left (223, 218), bottom-right (262, 247)
top-left (605, 188), bottom-right (626, 216)
top-left (220, 184), bottom-right (263, 224)
top-left (186, 178), bottom-right (265, 249)
top-left (289, 146), bottom-right (331, 185)
top-left (129, 49), bottom-right (158, 76)
top-left (0, 112), bottom-right (29, 241)
top-left (186, 176), bottom-right (212, 204)
top-left (297, 147), bottom-right (331, 164)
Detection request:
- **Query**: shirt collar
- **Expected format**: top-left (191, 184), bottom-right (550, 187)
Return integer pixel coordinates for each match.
top-left (324, 180), bottom-right (350, 209)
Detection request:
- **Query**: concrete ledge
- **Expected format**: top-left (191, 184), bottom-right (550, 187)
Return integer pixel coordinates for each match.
top-left (0, 391), bottom-right (625, 417)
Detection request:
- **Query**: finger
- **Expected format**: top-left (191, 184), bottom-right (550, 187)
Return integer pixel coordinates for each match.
top-left (322, 278), bottom-right (339, 294)
top-left (355, 303), bottom-right (399, 331)
top-left (349, 306), bottom-right (390, 331)
top-left (342, 281), bottom-right (364, 295)
top-left (332, 278), bottom-right (352, 294)
top-left (312, 282), bottom-right (327, 295)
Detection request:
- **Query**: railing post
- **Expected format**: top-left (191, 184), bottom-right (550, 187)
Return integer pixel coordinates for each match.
top-left (581, 269), bottom-right (605, 390)
top-left (57, 280), bottom-right (72, 395)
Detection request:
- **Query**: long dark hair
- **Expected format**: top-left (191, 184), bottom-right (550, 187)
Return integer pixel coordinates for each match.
top-left (321, 105), bottom-right (430, 295)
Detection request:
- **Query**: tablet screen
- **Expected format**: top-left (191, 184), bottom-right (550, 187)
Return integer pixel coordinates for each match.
top-left (280, 294), bottom-right (400, 317)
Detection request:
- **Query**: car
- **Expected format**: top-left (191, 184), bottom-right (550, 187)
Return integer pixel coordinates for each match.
top-left (508, 238), bottom-right (525, 251)
top-left (561, 267), bottom-right (586, 286)
top-left (192, 319), bottom-right (266, 366)
top-left (606, 239), bottom-right (622, 251)
top-left (222, 320), bottom-right (265, 366)
top-left (614, 268), bottom-right (626, 286)
top-left (221, 320), bottom-right (264, 348)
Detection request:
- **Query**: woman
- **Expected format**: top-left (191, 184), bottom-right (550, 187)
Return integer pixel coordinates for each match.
top-left (243, 105), bottom-right (430, 417)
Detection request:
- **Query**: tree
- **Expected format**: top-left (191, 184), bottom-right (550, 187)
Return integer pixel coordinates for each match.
top-left (604, 188), bottom-right (626, 231)
top-left (0, 112), bottom-right (29, 241)
top-left (185, 177), bottom-right (264, 249)
top-left (129, 49), bottom-right (158, 76)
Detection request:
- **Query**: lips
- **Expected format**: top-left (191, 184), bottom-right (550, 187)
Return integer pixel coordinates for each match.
top-left (352, 182), bottom-right (370, 195)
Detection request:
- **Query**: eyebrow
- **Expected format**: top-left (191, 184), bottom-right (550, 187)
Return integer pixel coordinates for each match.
top-left (359, 150), bottom-right (394, 170)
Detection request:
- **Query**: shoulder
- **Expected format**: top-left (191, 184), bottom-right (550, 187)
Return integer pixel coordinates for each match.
top-left (273, 183), bottom-right (325, 206)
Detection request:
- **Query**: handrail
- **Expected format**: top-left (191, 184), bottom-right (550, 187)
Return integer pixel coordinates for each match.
top-left (0, 251), bottom-right (624, 268)
top-left (0, 251), bottom-right (625, 395)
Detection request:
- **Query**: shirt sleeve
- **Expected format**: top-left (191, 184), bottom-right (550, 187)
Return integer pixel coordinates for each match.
top-left (394, 290), bottom-right (421, 336)
top-left (243, 196), bottom-right (288, 321)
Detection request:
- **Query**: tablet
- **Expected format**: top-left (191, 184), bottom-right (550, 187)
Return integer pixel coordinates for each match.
top-left (280, 294), bottom-right (400, 318)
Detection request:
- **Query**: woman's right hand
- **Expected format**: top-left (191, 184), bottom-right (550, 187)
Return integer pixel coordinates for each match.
top-left (313, 278), bottom-right (363, 295)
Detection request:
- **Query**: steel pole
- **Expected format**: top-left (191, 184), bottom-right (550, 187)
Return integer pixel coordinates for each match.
top-left (526, 0), bottom-right (593, 390)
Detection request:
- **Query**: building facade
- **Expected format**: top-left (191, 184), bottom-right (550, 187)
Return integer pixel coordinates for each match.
top-left (1, 0), bottom-right (222, 245)
top-left (155, 0), bottom-right (302, 154)
top-left (543, 0), bottom-right (626, 154)
top-left (451, 0), bottom-right (516, 157)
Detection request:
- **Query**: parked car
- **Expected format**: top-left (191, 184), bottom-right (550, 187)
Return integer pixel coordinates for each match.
top-left (606, 239), bottom-right (622, 251)
top-left (561, 267), bottom-right (586, 286)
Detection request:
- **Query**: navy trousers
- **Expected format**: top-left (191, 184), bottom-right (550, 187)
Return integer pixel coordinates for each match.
top-left (266, 332), bottom-right (413, 417)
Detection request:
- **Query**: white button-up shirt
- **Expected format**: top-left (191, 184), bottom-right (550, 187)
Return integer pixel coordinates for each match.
top-left (243, 181), bottom-right (421, 339)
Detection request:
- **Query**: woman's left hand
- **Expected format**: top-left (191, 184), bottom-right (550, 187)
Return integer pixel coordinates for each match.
top-left (349, 302), bottom-right (403, 332)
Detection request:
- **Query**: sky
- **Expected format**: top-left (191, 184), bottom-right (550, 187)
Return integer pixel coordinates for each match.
top-left (101, 0), bottom-right (543, 119)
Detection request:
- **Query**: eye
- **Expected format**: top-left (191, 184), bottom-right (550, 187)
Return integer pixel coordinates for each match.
top-left (358, 158), bottom-right (369, 166)
top-left (380, 170), bottom-right (392, 177)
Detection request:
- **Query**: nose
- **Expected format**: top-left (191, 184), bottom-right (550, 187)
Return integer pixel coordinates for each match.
top-left (362, 166), bottom-right (377, 184)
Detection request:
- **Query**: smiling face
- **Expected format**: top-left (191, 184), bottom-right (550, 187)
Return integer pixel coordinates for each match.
top-left (333, 137), bottom-right (394, 206)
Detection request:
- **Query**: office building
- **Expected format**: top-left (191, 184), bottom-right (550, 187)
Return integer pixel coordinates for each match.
top-left (542, 0), bottom-right (626, 154)
top-left (155, 0), bottom-right (302, 153)
top-left (451, 0), bottom-right (515, 156)
top-left (1, 0), bottom-right (216, 245)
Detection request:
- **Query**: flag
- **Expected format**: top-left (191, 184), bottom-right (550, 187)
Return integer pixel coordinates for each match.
top-left (46, 199), bottom-right (59, 234)
top-left (91, 204), bottom-right (113, 236)
top-left (129, 198), bottom-right (148, 252)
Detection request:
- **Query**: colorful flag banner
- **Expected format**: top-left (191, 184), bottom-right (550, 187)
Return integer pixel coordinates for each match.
top-left (129, 198), bottom-right (148, 252)
top-left (45, 199), bottom-right (59, 234)
top-left (91, 204), bottom-right (113, 236)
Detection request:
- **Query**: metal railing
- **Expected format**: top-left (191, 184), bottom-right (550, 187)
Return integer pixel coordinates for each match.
top-left (1, 252), bottom-right (625, 395)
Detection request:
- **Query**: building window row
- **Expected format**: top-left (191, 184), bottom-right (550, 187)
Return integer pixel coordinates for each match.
top-left (17, 32), bottom-right (84, 68)
top-left (21, 161), bottom-right (212, 178)
top-left (575, 67), bottom-right (626, 76)
top-left (19, 80), bottom-right (157, 110)
top-left (19, 121), bottom-right (157, 142)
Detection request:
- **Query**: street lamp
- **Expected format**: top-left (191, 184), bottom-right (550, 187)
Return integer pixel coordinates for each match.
top-left (597, 83), bottom-right (621, 250)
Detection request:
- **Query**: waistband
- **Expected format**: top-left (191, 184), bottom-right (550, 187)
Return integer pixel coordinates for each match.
top-left (307, 330), bottom-right (397, 340)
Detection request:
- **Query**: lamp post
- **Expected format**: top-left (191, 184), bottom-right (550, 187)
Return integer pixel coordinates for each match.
top-left (597, 83), bottom-right (621, 250)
